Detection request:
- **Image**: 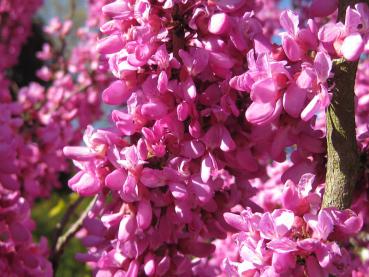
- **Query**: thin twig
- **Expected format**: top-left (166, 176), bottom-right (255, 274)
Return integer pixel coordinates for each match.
top-left (55, 83), bottom-right (93, 112)
top-left (51, 195), bottom-right (97, 273)
top-left (172, 5), bottom-right (186, 61)
top-left (50, 196), bottom-right (84, 257)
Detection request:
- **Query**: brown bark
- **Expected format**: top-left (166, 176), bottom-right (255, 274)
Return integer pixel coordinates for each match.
top-left (321, 0), bottom-right (365, 209)
top-left (322, 59), bottom-right (359, 209)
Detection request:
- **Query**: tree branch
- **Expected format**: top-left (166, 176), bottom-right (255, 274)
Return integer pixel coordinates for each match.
top-left (68, 0), bottom-right (77, 20)
top-left (50, 195), bottom-right (97, 273)
top-left (322, 0), bottom-right (363, 209)
top-left (322, 59), bottom-right (359, 209)
top-left (172, 5), bottom-right (186, 62)
top-left (50, 196), bottom-right (84, 257)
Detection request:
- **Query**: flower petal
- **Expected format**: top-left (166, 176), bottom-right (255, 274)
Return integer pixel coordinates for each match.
top-left (283, 82), bottom-right (307, 118)
top-left (341, 33), bottom-right (364, 61)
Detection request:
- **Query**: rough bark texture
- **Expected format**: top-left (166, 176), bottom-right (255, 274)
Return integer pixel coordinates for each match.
top-left (321, 0), bottom-right (363, 209)
top-left (322, 59), bottom-right (359, 209)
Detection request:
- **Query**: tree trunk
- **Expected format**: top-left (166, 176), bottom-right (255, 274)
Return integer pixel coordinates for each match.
top-left (321, 0), bottom-right (365, 209)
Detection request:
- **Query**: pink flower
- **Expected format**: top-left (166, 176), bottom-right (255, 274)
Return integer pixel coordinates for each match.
top-left (203, 124), bottom-right (236, 151)
top-left (68, 168), bottom-right (101, 196)
top-left (208, 13), bottom-right (231, 35)
top-left (304, 209), bottom-right (334, 240)
top-left (300, 51), bottom-right (332, 121)
top-left (230, 50), bottom-right (290, 124)
top-left (282, 173), bottom-right (318, 215)
top-left (280, 10), bottom-right (318, 61)
top-left (319, 3), bottom-right (369, 61)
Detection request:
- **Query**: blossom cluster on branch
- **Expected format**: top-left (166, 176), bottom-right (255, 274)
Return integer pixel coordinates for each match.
top-left (0, 0), bottom-right (110, 275)
top-left (63, 0), bottom-right (369, 276)
top-left (2, 0), bottom-right (369, 276)
top-left (224, 173), bottom-right (363, 276)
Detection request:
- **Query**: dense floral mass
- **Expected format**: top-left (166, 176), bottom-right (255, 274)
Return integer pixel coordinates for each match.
top-left (1, 0), bottom-right (369, 276)
top-left (0, 0), bottom-right (108, 275)
top-left (224, 174), bottom-right (364, 276)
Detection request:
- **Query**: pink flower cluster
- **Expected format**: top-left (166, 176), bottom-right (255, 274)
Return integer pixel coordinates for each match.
top-left (231, 3), bottom-right (369, 127)
top-left (64, 0), bottom-right (289, 275)
top-left (0, 0), bottom-right (111, 275)
top-left (0, 2), bottom-right (54, 275)
top-left (192, 234), bottom-right (240, 277)
top-left (0, 185), bottom-right (52, 276)
top-left (319, 3), bottom-right (369, 61)
top-left (230, 10), bottom-right (334, 124)
top-left (57, 0), bottom-right (369, 276)
top-left (2, 0), bottom-right (369, 275)
top-left (0, 0), bottom-right (42, 74)
top-left (18, 12), bottom-right (114, 198)
top-left (6, 10), bottom-right (109, 200)
top-left (224, 174), bottom-right (363, 276)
